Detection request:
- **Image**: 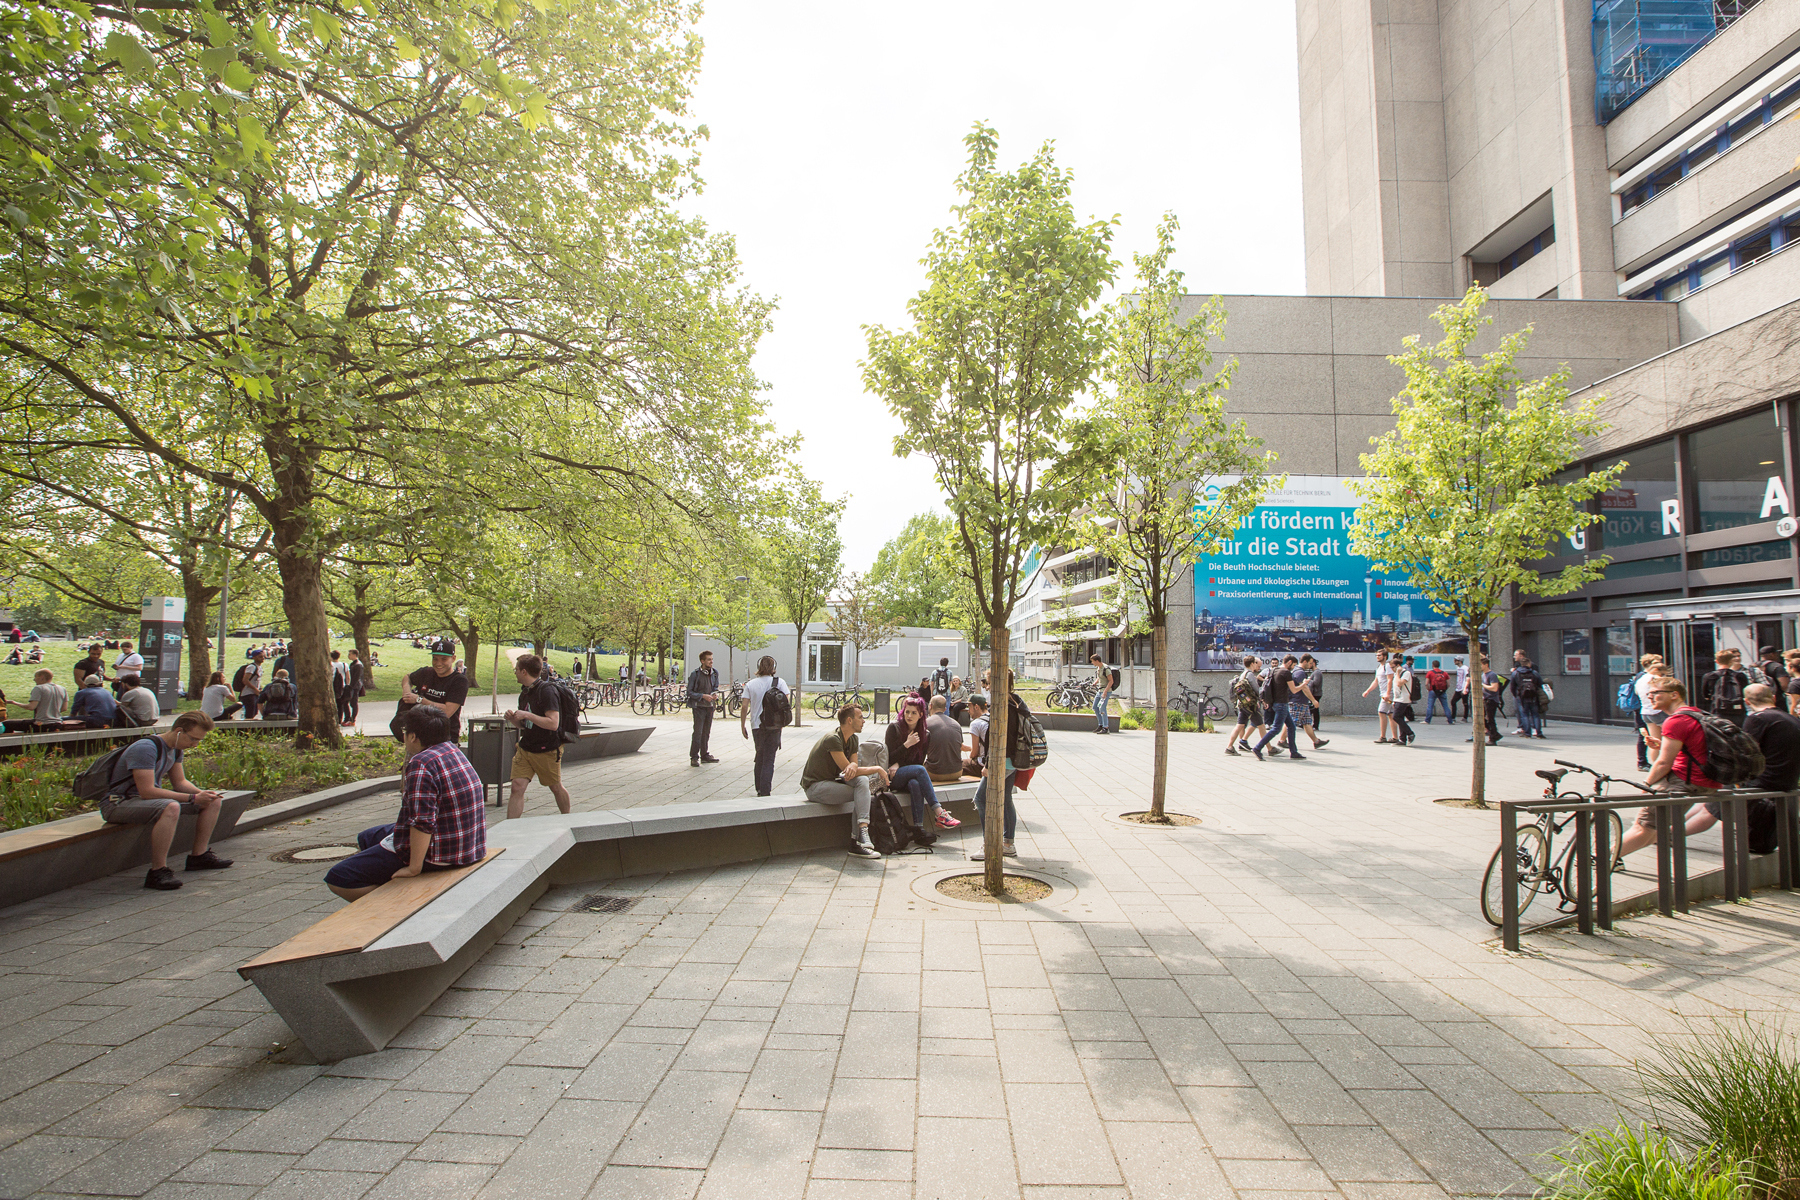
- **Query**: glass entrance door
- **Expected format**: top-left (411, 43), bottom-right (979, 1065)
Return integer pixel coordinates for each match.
top-left (1682, 621), bottom-right (1716, 700)
top-left (806, 641), bottom-right (844, 685)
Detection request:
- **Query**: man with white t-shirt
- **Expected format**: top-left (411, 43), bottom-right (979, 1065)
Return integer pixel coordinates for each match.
top-left (1453, 656), bottom-right (1471, 722)
top-left (739, 655), bottom-right (790, 797)
top-left (1362, 650), bottom-right (1395, 744)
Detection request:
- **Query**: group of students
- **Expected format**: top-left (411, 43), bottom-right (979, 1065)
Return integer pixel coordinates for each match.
top-left (5, 642), bottom-right (164, 731)
top-left (1222, 653), bottom-right (1331, 760)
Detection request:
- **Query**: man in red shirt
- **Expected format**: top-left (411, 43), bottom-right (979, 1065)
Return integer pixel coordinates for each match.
top-left (1617, 678), bottom-right (1718, 858)
top-left (325, 707), bottom-right (487, 900)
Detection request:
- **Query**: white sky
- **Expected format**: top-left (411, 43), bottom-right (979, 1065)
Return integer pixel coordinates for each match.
top-left (685, 1), bottom-right (1307, 573)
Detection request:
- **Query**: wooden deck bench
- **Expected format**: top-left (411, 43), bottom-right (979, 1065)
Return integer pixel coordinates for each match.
top-left (238, 780), bottom-right (985, 1062)
top-left (0, 719), bottom-right (298, 758)
top-left (0, 790), bottom-right (259, 909)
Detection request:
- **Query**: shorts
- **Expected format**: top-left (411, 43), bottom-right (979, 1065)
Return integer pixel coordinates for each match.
top-left (510, 746), bottom-right (563, 787)
top-left (100, 795), bottom-right (203, 824)
top-left (1378, 700), bottom-right (1394, 714)
top-left (1288, 701), bottom-right (1313, 727)
top-left (1634, 793), bottom-right (1711, 830)
top-left (1236, 700), bottom-right (1260, 721)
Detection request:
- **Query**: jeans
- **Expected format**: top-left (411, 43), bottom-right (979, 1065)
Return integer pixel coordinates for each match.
top-left (1518, 699), bottom-right (1542, 737)
top-left (974, 770), bottom-right (1016, 841)
top-left (1393, 704), bottom-right (1415, 743)
top-left (1254, 707), bottom-right (1296, 756)
top-left (241, 691), bottom-right (259, 719)
top-left (806, 777), bottom-right (872, 838)
top-left (1452, 690), bottom-right (1469, 720)
top-left (752, 726), bottom-right (782, 795)
top-left (890, 764), bottom-right (939, 825)
top-left (1635, 712), bottom-right (1651, 767)
top-left (689, 706), bottom-right (713, 761)
top-left (1092, 692), bottom-right (1109, 731)
top-left (1425, 691), bottom-right (1451, 722)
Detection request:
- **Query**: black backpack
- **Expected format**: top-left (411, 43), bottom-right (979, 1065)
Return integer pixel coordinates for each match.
top-left (761, 679), bottom-right (793, 728)
top-left (553, 681), bottom-right (581, 745)
top-left (1408, 673), bottom-right (1422, 702)
top-left (867, 790), bottom-right (936, 856)
top-left (72, 738), bottom-right (153, 802)
top-left (1710, 671), bottom-right (1745, 713)
top-left (231, 664), bottom-right (249, 691)
top-left (1676, 706), bottom-right (1765, 786)
top-left (1108, 667), bottom-right (1121, 690)
top-left (1513, 671), bottom-right (1539, 702)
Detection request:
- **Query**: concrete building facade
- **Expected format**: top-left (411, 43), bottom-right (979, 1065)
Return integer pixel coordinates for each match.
top-left (1117, 0), bottom-right (1800, 722)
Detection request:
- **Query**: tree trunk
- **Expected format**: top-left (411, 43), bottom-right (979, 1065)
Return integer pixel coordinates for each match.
top-left (351, 611), bottom-right (374, 689)
top-left (459, 627), bottom-right (479, 672)
top-left (179, 568), bottom-right (218, 699)
top-left (793, 624), bottom-right (806, 727)
top-left (1468, 625), bottom-right (1488, 808)
top-left (657, 633), bottom-right (666, 684)
top-left (984, 624), bottom-right (1011, 894)
top-left (1151, 618), bottom-right (1168, 821)
top-left (272, 530), bottom-right (340, 748)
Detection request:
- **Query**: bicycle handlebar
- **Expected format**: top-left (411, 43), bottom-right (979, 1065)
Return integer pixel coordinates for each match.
top-left (1551, 758), bottom-right (1655, 794)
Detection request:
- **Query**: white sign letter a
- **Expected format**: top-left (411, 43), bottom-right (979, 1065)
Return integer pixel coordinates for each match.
top-left (1760, 475), bottom-right (1792, 520)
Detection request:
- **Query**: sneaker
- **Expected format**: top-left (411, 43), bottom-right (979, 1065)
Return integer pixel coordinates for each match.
top-left (935, 809), bottom-right (961, 829)
top-left (144, 867), bottom-right (181, 891)
top-left (690, 759), bottom-right (700, 767)
top-left (1002, 841), bottom-right (1018, 857)
top-left (700, 755), bottom-right (721, 764)
top-left (185, 850), bottom-right (233, 871)
top-left (1224, 746), bottom-right (1240, 757)
top-left (849, 837), bottom-right (882, 859)
top-left (1237, 739), bottom-right (1253, 752)
top-left (1312, 738), bottom-right (1330, 749)
top-left (1288, 752), bottom-right (1306, 760)
top-left (1251, 746), bottom-right (1264, 761)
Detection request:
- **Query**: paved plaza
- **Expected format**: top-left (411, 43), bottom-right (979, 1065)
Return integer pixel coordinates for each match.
top-left (1, 712), bottom-right (1796, 1199)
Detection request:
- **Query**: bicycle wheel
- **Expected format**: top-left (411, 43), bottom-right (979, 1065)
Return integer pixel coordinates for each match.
top-left (631, 694), bottom-right (655, 717)
top-left (1203, 696), bottom-right (1228, 721)
top-left (813, 693), bottom-right (837, 719)
top-left (1481, 825), bottom-right (1548, 927)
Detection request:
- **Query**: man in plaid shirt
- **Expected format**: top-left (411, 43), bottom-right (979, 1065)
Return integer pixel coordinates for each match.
top-left (326, 707), bottom-right (487, 901)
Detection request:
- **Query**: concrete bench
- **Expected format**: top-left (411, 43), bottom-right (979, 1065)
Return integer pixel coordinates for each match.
top-left (237, 780), bottom-right (984, 1062)
top-left (0, 790), bottom-right (259, 909)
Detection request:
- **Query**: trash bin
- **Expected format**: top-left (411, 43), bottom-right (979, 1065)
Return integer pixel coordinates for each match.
top-left (873, 688), bottom-right (891, 722)
top-left (464, 715), bottom-right (517, 807)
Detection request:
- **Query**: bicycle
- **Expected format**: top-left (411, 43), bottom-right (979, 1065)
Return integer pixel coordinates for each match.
top-left (1173, 681), bottom-right (1228, 722)
top-left (811, 686), bottom-right (870, 719)
top-left (631, 682), bottom-right (685, 716)
top-left (1046, 678), bottom-right (1099, 711)
top-left (1480, 758), bottom-right (1645, 928)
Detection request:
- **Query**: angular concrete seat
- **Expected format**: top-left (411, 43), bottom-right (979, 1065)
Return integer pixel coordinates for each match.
top-left (237, 782), bottom-right (984, 1062)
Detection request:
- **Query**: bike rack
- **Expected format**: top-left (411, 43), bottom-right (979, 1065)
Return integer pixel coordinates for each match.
top-left (1498, 791), bottom-right (1800, 951)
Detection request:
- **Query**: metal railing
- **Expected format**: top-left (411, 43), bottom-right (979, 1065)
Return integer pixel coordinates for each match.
top-left (1498, 789), bottom-right (1800, 951)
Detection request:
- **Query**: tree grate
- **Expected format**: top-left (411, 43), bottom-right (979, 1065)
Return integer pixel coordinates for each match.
top-left (571, 894), bottom-right (637, 914)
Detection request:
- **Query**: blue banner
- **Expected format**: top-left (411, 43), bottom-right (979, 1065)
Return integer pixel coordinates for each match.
top-left (1194, 477), bottom-right (1471, 671)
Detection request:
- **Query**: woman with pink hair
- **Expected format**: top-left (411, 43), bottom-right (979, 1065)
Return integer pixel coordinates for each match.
top-left (885, 695), bottom-right (960, 829)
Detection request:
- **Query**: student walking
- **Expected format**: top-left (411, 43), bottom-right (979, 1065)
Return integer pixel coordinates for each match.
top-left (1389, 659), bottom-right (1416, 745)
top-left (1452, 656), bottom-right (1471, 721)
top-left (1252, 655), bottom-right (1306, 760)
top-left (504, 655), bottom-right (574, 819)
top-left (687, 650), bottom-right (722, 767)
top-left (1288, 659), bottom-right (1330, 752)
top-left (1223, 656), bottom-right (1267, 757)
top-left (1363, 650), bottom-right (1395, 743)
top-left (739, 655), bottom-right (790, 797)
top-left (1510, 658), bottom-right (1547, 739)
top-left (1089, 653), bottom-right (1113, 734)
top-left (342, 649), bottom-right (364, 728)
top-left (1423, 660), bottom-right (1453, 723)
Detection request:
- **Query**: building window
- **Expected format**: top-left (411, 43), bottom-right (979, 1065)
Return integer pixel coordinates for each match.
top-left (1591, 440), bottom-right (1678, 550)
top-left (1691, 539), bottom-right (1794, 569)
top-left (1602, 554), bottom-right (1682, 580)
top-left (1471, 225), bottom-right (1555, 285)
top-left (1689, 411), bottom-right (1786, 532)
top-left (1133, 635), bottom-right (1152, 666)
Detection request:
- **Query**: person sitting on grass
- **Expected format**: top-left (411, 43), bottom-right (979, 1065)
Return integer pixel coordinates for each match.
top-left (98, 710), bottom-right (232, 891)
top-left (325, 707), bottom-right (487, 901)
top-left (28, 667), bottom-right (67, 729)
top-left (69, 673), bottom-right (119, 729)
top-left (885, 694), bottom-right (960, 830)
top-left (801, 703), bottom-right (888, 860)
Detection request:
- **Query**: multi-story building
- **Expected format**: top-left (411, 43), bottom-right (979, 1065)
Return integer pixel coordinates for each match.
top-left (1152, 0), bottom-right (1800, 721)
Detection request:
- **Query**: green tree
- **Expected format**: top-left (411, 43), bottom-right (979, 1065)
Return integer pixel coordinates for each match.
top-left (867, 512), bottom-right (961, 628)
top-left (826, 573), bottom-right (901, 688)
top-left (0, 0), bottom-right (775, 745)
top-left (702, 589), bottom-right (774, 690)
top-left (863, 124), bottom-right (1114, 889)
top-left (1348, 287), bottom-right (1619, 807)
top-left (1059, 217), bottom-right (1281, 820)
top-left (766, 482), bottom-right (844, 726)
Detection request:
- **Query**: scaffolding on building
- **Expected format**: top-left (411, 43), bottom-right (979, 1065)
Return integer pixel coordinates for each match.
top-left (1593, 0), bottom-right (1763, 124)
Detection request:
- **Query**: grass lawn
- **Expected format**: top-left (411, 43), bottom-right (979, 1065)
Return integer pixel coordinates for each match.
top-left (0, 635), bottom-right (675, 716)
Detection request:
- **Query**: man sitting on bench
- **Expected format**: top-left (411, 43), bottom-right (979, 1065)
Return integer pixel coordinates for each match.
top-left (325, 707), bottom-right (487, 901)
top-left (99, 710), bottom-right (232, 891)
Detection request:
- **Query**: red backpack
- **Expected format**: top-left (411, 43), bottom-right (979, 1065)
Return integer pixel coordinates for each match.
top-left (1425, 668), bottom-right (1450, 692)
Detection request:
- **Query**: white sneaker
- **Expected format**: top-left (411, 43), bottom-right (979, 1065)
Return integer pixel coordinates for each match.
top-left (849, 836), bottom-right (882, 859)
top-left (1002, 841), bottom-right (1018, 858)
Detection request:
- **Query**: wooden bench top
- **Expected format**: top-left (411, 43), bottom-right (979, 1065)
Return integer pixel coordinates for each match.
top-left (0, 813), bottom-right (113, 864)
top-left (238, 847), bottom-right (505, 974)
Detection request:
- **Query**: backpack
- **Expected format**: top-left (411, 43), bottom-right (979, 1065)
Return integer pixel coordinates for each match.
top-left (231, 664), bottom-right (249, 691)
top-left (1006, 697), bottom-right (1050, 769)
top-left (761, 679), bottom-right (793, 729)
top-left (1709, 671), bottom-right (1744, 713)
top-left (933, 666), bottom-right (952, 694)
top-left (1408, 673), bottom-right (1422, 702)
top-left (1108, 667), bottom-right (1121, 691)
top-left (1618, 672), bottom-right (1643, 712)
top-left (866, 790), bottom-right (936, 856)
top-left (72, 739), bottom-right (151, 802)
top-left (1513, 671), bottom-right (1539, 702)
top-left (1675, 707), bottom-right (1765, 786)
top-left (525, 680), bottom-right (582, 748)
top-left (1425, 668), bottom-right (1449, 692)
top-left (1231, 673), bottom-right (1259, 705)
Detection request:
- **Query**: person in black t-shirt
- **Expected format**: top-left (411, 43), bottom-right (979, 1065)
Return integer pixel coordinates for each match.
top-left (1759, 646), bottom-right (1791, 713)
top-left (395, 641), bottom-right (470, 743)
top-left (1250, 655), bottom-right (1305, 761)
top-left (1699, 650), bottom-right (1748, 727)
top-left (504, 654), bottom-right (572, 819)
top-left (1689, 684), bottom-right (1800, 852)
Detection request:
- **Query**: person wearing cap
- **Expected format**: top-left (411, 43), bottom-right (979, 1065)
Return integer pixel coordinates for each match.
top-left (399, 639), bottom-right (470, 743)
